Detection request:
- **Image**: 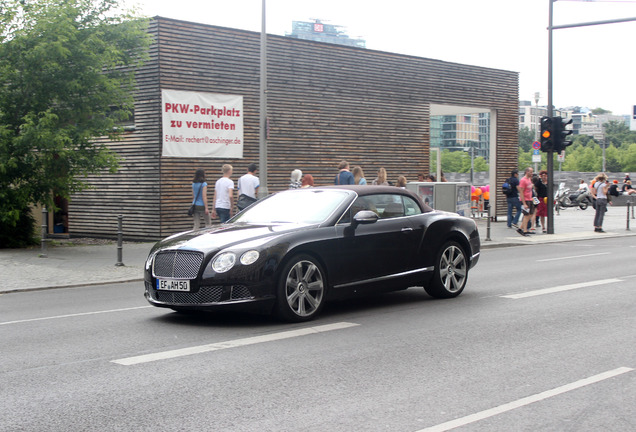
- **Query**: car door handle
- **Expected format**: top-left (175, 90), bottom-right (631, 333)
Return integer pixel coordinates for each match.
top-left (401, 227), bottom-right (413, 232)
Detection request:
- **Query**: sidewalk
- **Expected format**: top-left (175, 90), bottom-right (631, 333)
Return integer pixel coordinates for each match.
top-left (1, 206), bottom-right (634, 294)
top-left (474, 203), bottom-right (636, 248)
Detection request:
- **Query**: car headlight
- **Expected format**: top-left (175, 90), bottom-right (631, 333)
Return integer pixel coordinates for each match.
top-left (145, 250), bottom-right (158, 271)
top-left (240, 250), bottom-right (260, 265)
top-left (211, 252), bottom-right (236, 273)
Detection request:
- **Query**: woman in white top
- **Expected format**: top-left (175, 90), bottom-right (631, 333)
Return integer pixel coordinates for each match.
top-left (372, 167), bottom-right (389, 186)
top-left (591, 173), bottom-right (609, 233)
top-left (289, 169), bottom-right (302, 189)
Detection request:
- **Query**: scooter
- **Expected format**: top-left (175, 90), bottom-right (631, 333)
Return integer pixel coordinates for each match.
top-left (554, 183), bottom-right (592, 210)
top-left (568, 189), bottom-right (595, 209)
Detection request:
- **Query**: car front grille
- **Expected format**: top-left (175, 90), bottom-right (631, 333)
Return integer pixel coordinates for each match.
top-left (230, 285), bottom-right (253, 300)
top-left (153, 250), bottom-right (203, 279)
top-left (148, 285), bottom-right (223, 304)
top-left (146, 284), bottom-right (253, 305)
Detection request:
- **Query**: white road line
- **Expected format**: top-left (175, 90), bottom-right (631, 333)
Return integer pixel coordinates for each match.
top-left (536, 252), bottom-right (610, 262)
top-left (417, 367), bottom-right (633, 432)
top-left (0, 306), bottom-right (153, 326)
top-left (112, 321), bottom-right (360, 366)
top-left (501, 278), bottom-right (623, 299)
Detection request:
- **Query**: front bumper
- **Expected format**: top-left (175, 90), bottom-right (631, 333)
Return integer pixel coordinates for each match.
top-left (144, 280), bottom-right (275, 311)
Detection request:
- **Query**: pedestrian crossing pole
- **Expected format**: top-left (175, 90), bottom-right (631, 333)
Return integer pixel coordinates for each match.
top-left (546, 0), bottom-right (555, 235)
top-left (545, 0), bottom-right (636, 234)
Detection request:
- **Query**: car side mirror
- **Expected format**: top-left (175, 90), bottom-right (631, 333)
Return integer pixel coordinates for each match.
top-left (352, 210), bottom-right (378, 226)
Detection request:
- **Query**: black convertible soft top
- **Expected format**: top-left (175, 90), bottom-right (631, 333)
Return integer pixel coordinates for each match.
top-left (317, 185), bottom-right (434, 213)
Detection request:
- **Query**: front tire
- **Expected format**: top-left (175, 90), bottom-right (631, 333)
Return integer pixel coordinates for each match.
top-left (579, 201), bottom-right (588, 210)
top-left (275, 255), bottom-right (326, 322)
top-left (425, 241), bottom-right (468, 298)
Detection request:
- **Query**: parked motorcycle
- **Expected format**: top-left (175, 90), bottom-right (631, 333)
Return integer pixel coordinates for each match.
top-left (554, 182), bottom-right (593, 210)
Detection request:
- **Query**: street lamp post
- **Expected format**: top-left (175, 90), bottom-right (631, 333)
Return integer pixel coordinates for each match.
top-left (470, 145), bottom-right (475, 185)
top-left (258, 0), bottom-right (268, 198)
top-left (602, 137), bottom-right (607, 173)
top-left (545, 1), bottom-right (636, 235)
top-left (463, 146), bottom-right (475, 184)
top-left (534, 92), bottom-right (540, 173)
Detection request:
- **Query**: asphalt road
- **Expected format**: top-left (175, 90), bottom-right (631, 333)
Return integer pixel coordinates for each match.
top-left (1, 238), bottom-right (635, 432)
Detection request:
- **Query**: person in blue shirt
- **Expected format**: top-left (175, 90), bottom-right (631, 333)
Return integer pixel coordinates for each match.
top-left (352, 166), bottom-right (367, 185)
top-left (191, 168), bottom-right (210, 229)
top-left (334, 160), bottom-right (354, 185)
top-left (506, 169), bottom-right (522, 229)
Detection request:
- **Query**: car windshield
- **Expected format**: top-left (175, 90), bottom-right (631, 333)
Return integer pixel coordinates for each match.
top-left (233, 189), bottom-right (351, 225)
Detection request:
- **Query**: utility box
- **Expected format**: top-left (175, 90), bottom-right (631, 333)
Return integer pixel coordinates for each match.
top-left (406, 182), bottom-right (472, 216)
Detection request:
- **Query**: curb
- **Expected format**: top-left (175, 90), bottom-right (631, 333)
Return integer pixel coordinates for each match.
top-left (0, 278), bottom-right (145, 295)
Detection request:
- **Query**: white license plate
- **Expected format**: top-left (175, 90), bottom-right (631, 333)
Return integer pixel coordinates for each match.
top-left (156, 279), bottom-right (190, 291)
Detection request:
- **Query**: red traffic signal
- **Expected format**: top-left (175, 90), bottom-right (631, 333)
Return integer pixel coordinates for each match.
top-left (540, 116), bottom-right (555, 152)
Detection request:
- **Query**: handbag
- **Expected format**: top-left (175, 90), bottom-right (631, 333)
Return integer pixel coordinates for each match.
top-left (237, 193), bottom-right (257, 211)
top-left (189, 183), bottom-right (203, 216)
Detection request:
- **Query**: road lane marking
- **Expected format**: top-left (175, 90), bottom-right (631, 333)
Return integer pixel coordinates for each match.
top-left (0, 306), bottom-right (153, 326)
top-left (501, 278), bottom-right (622, 299)
top-left (536, 252), bottom-right (610, 262)
top-left (112, 321), bottom-right (360, 366)
top-left (417, 367), bottom-right (633, 432)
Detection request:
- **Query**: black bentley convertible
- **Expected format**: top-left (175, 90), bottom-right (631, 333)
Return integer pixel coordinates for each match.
top-left (144, 185), bottom-right (480, 322)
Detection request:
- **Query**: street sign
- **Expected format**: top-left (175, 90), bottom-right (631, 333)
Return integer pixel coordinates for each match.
top-left (557, 150), bottom-right (565, 162)
top-left (532, 141), bottom-right (541, 150)
top-left (532, 149), bottom-right (541, 163)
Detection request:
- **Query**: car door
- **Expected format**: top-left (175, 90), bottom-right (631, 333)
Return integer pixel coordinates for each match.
top-left (329, 194), bottom-right (420, 288)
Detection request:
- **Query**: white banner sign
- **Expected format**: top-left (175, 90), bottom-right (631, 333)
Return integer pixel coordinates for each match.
top-left (161, 89), bottom-right (243, 158)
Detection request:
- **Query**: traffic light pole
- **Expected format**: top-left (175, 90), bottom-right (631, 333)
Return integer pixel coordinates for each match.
top-left (546, 0), bottom-right (555, 234)
top-left (545, 1), bottom-right (636, 235)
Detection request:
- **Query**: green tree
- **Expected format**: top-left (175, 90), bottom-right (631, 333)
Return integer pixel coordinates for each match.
top-left (0, 0), bottom-right (149, 246)
top-left (623, 143), bottom-right (636, 171)
top-left (518, 126), bottom-right (534, 152)
top-left (591, 107), bottom-right (611, 115)
top-left (518, 148), bottom-right (532, 171)
top-left (440, 149), bottom-right (467, 173)
top-left (604, 145), bottom-right (622, 172)
top-left (603, 120), bottom-right (636, 149)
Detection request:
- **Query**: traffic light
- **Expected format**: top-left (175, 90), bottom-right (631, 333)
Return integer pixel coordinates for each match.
top-left (540, 116), bottom-right (555, 152)
top-left (554, 116), bottom-right (573, 152)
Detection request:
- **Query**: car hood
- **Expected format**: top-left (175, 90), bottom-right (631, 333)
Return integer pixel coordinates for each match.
top-left (153, 223), bottom-right (313, 254)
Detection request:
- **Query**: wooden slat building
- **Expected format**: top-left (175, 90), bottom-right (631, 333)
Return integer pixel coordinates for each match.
top-left (68, 17), bottom-right (518, 240)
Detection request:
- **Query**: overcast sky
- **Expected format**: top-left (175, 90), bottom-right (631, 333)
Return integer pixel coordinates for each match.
top-left (132, 0), bottom-right (636, 115)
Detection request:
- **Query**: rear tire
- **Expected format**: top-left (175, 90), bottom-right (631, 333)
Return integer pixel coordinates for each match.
top-left (425, 241), bottom-right (468, 298)
top-left (579, 201), bottom-right (588, 210)
top-left (275, 255), bottom-right (326, 322)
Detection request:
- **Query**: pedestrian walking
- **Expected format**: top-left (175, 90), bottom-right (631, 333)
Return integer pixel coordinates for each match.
top-left (535, 170), bottom-right (548, 233)
top-left (191, 168), bottom-right (210, 230)
top-left (289, 169), bottom-right (303, 189)
top-left (504, 169), bottom-right (522, 229)
top-left (517, 167), bottom-right (534, 236)
top-left (237, 163), bottom-right (259, 211)
top-left (301, 173), bottom-right (314, 188)
top-left (591, 173), bottom-right (609, 233)
top-left (372, 167), bottom-right (389, 186)
top-left (212, 164), bottom-right (234, 223)
top-left (352, 166), bottom-right (367, 185)
top-left (334, 161), bottom-right (354, 185)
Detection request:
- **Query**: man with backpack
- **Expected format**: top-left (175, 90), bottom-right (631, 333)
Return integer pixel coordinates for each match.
top-left (503, 169), bottom-right (522, 228)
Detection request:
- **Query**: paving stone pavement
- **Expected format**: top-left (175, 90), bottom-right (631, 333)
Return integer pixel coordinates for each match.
top-left (1, 204), bottom-right (634, 293)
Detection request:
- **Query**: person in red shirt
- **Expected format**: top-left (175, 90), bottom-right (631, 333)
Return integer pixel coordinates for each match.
top-left (517, 167), bottom-right (534, 236)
